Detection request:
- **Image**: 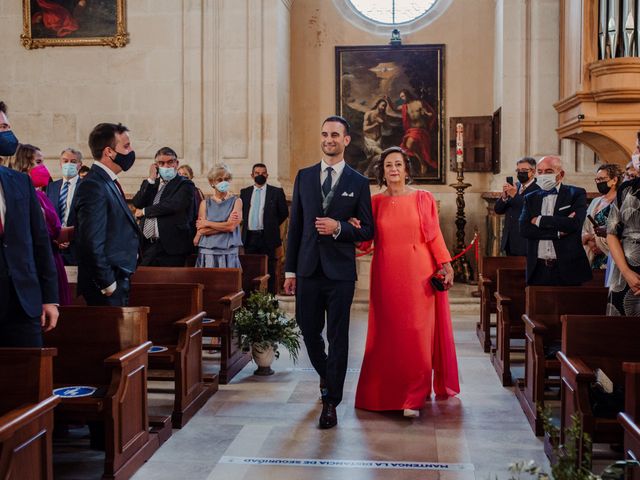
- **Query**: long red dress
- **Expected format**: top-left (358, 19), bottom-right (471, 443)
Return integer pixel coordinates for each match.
top-left (355, 190), bottom-right (460, 411)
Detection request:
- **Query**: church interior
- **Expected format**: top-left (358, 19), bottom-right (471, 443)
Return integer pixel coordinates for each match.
top-left (2, 0), bottom-right (640, 479)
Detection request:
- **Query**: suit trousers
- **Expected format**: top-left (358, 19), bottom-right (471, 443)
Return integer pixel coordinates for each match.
top-left (244, 231), bottom-right (278, 293)
top-left (81, 274), bottom-right (131, 307)
top-left (528, 259), bottom-right (582, 287)
top-left (296, 266), bottom-right (355, 406)
top-left (141, 239), bottom-right (188, 267)
top-left (0, 246), bottom-right (43, 347)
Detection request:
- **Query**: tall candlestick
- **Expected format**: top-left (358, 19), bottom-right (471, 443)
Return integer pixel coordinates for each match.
top-left (456, 123), bottom-right (464, 166)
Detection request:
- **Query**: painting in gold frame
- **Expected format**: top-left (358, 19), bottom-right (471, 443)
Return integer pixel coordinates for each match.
top-left (336, 44), bottom-right (446, 184)
top-left (21, 0), bottom-right (128, 49)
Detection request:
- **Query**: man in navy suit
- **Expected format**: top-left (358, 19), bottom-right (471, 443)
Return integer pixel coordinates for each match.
top-left (74, 123), bottom-right (141, 306)
top-left (494, 157), bottom-right (540, 256)
top-left (519, 155), bottom-right (592, 286)
top-left (0, 101), bottom-right (59, 347)
top-left (46, 147), bottom-right (83, 265)
top-left (240, 163), bottom-right (289, 293)
top-left (284, 116), bottom-right (374, 429)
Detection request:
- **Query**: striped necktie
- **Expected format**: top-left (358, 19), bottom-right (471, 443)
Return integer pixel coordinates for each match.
top-left (322, 167), bottom-right (333, 197)
top-left (59, 181), bottom-right (70, 225)
top-left (143, 182), bottom-right (166, 239)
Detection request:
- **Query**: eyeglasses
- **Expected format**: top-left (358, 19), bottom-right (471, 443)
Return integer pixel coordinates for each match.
top-left (594, 177), bottom-right (610, 183)
top-left (516, 169), bottom-right (533, 173)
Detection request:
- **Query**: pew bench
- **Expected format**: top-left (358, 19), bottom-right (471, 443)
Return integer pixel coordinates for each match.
top-left (128, 282), bottom-right (217, 428)
top-left (132, 267), bottom-right (246, 384)
top-left (45, 306), bottom-right (170, 480)
top-left (514, 286), bottom-right (609, 436)
top-left (492, 268), bottom-right (526, 386)
top-left (619, 362), bottom-right (640, 478)
top-left (477, 256), bottom-right (526, 353)
top-left (558, 316), bottom-right (640, 467)
top-left (0, 348), bottom-right (59, 480)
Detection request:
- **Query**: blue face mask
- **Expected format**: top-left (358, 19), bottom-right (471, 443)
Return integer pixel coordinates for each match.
top-left (61, 162), bottom-right (78, 179)
top-left (0, 130), bottom-right (19, 157)
top-left (215, 181), bottom-right (230, 193)
top-left (159, 166), bottom-right (177, 182)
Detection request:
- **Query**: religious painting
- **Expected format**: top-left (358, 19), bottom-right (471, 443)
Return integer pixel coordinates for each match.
top-left (335, 44), bottom-right (446, 184)
top-left (21, 0), bottom-right (129, 49)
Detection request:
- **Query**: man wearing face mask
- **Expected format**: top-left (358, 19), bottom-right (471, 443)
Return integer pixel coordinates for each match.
top-left (0, 100), bottom-right (59, 346)
top-left (240, 163), bottom-right (289, 293)
top-left (74, 123), bottom-right (141, 306)
top-left (46, 147), bottom-right (83, 265)
top-left (494, 157), bottom-right (540, 256)
top-left (132, 147), bottom-right (195, 266)
top-left (519, 155), bottom-right (592, 286)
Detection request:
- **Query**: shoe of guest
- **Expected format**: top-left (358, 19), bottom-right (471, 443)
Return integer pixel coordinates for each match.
top-left (403, 409), bottom-right (420, 418)
top-left (319, 401), bottom-right (338, 429)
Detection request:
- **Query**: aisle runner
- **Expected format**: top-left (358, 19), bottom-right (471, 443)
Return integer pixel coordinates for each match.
top-left (220, 456), bottom-right (474, 471)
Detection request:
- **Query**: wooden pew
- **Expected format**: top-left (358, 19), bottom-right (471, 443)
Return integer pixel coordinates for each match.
top-left (44, 306), bottom-right (169, 480)
top-left (619, 362), bottom-right (640, 478)
top-left (132, 267), bottom-right (246, 384)
top-left (185, 253), bottom-right (270, 296)
top-left (477, 256), bottom-right (526, 352)
top-left (238, 254), bottom-right (270, 295)
top-left (492, 268), bottom-right (526, 386)
top-left (128, 282), bottom-right (216, 428)
top-left (558, 316), bottom-right (640, 467)
top-left (0, 348), bottom-right (59, 480)
top-left (515, 286), bottom-right (608, 436)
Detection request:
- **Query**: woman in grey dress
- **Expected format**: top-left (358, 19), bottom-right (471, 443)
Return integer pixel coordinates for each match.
top-left (194, 163), bottom-right (243, 268)
top-left (606, 176), bottom-right (640, 316)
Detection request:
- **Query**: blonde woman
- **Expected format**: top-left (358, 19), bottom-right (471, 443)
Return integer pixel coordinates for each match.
top-left (194, 163), bottom-right (243, 268)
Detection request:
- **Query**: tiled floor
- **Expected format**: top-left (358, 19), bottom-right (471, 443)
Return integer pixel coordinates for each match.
top-left (129, 305), bottom-right (551, 480)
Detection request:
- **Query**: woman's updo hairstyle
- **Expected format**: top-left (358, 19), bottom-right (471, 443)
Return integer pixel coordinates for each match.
top-left (372, 146), bottom-right (413, 187)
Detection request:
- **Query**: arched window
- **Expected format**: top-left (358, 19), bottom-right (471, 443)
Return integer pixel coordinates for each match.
top-left (334, 0), bottom-right (451, 34)
top-left (348, 0), bottom-right (438, 25)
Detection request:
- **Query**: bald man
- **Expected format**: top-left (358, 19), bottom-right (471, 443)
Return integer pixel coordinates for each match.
top-left (519, 156), bottom-right (592, 286)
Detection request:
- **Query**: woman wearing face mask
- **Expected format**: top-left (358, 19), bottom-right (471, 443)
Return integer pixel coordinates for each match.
top-left (581, 164), bottom-right (622, 270)
top-left (16, 147), bottom-right (72, 306)
top-left (194, 163), bottom-right (243, 268)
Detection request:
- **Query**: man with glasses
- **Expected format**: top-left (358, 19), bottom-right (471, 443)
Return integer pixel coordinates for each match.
top-left (494, 157), bottom-right (540, 256)
top-left (133, 147), bottom-right (195, 266)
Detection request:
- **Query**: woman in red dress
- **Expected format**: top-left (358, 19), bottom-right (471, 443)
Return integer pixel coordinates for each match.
top-left (354, 147), bottom-right (460, 417)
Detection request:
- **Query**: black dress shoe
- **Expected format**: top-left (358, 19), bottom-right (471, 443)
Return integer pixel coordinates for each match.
top-left (319, 401), bottom-right (337, 429)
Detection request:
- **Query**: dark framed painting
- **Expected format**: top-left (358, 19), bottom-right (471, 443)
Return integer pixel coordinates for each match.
top-left (21, 0), bottom-right (129, 49)
top-left (336, 44), bottom-right (446, 184)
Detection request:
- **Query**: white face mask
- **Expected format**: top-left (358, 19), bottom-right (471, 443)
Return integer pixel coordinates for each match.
top-left (537, 173), bottom-right (558, 191)
top-left (632, 154), bottom-right (640, 171)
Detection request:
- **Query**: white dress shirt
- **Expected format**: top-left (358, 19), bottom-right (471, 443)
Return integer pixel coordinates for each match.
top-left (248, 184), bottom-right (267, 231)
top-left (61, 174), bottom-right (80, 226)
top-left (536, 184), bottom-right (560, 260)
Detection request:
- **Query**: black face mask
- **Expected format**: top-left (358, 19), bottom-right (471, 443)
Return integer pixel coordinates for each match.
top-left (517, 171), bottom-right (530, 184)
top-left (254, 174), bottom-right (267, 186)
top-left (0, 130), bottom-right (19, 157)
top-left (112, 150), bottom-right (136, 172)
top-left (596, 181), bottom-right (611, 195)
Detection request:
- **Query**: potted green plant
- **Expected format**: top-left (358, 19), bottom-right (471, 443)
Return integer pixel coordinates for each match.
top-left (233, 291), bottom-right (301, 375)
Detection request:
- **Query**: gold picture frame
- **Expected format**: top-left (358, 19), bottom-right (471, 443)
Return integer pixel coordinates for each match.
top-left (21, 0), bottom-right (129, 49)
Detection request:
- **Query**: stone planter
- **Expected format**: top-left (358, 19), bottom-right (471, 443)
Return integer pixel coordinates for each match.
top-left (251, 343), bottom-right (275, 376)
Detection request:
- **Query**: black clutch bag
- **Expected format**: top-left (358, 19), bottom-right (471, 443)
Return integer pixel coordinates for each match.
top-left (430, 273), bottom-right (446, 292)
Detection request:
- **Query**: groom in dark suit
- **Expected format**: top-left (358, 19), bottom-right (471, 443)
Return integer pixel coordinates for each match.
top-left (74, 123), bottom-right (141, 306)
top-left (284, 116), bottom-right (374, 429)
top-left (519, 155), bottom-right (592, 286)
